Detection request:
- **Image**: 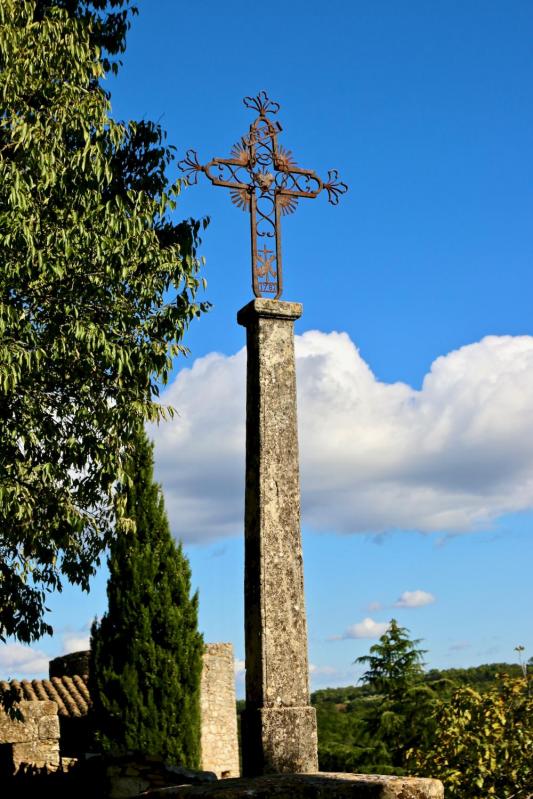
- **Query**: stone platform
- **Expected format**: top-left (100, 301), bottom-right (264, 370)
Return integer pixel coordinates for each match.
top-left (141, 772), bottom-right (443, 799)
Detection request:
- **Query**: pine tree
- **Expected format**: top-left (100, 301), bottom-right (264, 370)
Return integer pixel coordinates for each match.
top-left (90, 429), bottom-right (203, 766)
top-left (355, 619), bottom-right (426, 701)
top-left (354, 620), bottom-right (436, 771)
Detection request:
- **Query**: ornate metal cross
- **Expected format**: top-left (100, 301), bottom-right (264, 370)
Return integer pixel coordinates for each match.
top-left (179, 91), bottom-right (347, 299)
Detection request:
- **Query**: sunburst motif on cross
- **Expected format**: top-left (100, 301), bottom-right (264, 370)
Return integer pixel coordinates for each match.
top-left (230, 140), bottom-right (250, 165)
top-left (230, 187), bottom-right (250, 210)
top-left (275, 145), bottom-right (297, 172)
top-left (278, 194), bottom-right (298, 216)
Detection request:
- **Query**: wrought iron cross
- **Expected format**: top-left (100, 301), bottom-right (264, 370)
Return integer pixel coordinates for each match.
top-left (179, 91), bottom-right (347, 300)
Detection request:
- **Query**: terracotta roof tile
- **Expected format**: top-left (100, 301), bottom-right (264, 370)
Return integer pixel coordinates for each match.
top-left (1, 675), bottom-right (91, 718)
top-left (73, 674), bottom-right (91, 705)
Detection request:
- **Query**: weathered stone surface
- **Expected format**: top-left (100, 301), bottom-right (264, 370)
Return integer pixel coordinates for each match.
top-left (200, 643), bottom-right (240, 778)
top-left (0, 700), bottom-right (60, 773)
top-left (238, 298), bottom-right (318, 776)
top-left (241, 707), bottom-right (318, 776)
top-left (166, 765), bottom-right (217, 784)
top-left (0, 708), bottom-right (37, 745)
top-left (49, 649), bottom-right (90, 678)
top-left (0, 700), bottom-right (57, 744)
top-left (110, 774), bottom-right (151, 799)
top-left (11, 739), bottom-right (60, 772)
top-left (38, 712), bottom-right (60, 740)
top-left (99, 754), bottom-right (218, 798)
top-left (140, 772), bottom-right (444, 799)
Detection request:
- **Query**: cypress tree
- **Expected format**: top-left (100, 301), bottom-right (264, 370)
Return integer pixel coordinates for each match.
top-left (90, 429), bottom-right (203, 766)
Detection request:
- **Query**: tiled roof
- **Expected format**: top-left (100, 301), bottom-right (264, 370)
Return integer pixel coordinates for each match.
top-left (0, 675), bottom-right (90, 718)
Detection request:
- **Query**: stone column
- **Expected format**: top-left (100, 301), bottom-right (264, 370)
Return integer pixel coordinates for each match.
top-left (237, 298), bottom-right (318, 777)
top-left (200, 643), bottom-right (240, 778)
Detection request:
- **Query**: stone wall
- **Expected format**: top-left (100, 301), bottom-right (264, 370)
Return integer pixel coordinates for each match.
top-left (0, 699), bottom-right (60, 774)
top-left (49, 650), bottom-right (90, 679)
top-left (200, 644), bottom-right (240, 778)
top-left (0, 643), bottom-right (240, 777)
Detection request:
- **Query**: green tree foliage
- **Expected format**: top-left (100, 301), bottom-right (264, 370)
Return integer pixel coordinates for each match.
top-left (355, 619), bottom-right (426, 699)
top-left (408, 675), bottom-right (533, 799)
top-left (424, 662), bottom-right (523, 696)
top-left (33, 0), bottom-right (135, 73)
top-left (90, 429), bottom-right (203, 766)
top-left (314, 657), bottom-right (533, 794)
top-left (0, 0), bottom-right (208, 642)
top-left (313, 621), bottom-right (436, 773)
top-left (316, 695), bottom-right (396, 775)
top-left (354, 620), bottom-right (437, 769)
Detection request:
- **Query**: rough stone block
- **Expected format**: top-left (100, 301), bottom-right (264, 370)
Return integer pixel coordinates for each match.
top-left (0, 700), bottom-right (57, 744)
top-left (140, 773), bottom-right (444, 799)
top-left (27, 700), bottom-right (57, 719)
top-left (109, 774), bottom-right (150, 799)
top-left (11, 739), bottom-right (60, 772)
top-left (242, 707), bottom-right (318, 775)
top-left (49, 650), bottom-right (90, 678)
top-left (200, 643), bottom-right (240, 778)
top-left (0, 713), bottom-right (37, 744)
top-left (0, 700), bottom-right (60, 774)
top-left (38, 713), bottom-right (60, 740)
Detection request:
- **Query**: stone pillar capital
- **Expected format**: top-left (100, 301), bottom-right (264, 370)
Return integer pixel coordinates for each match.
top-left (237, 299), bottom-right (303, 327)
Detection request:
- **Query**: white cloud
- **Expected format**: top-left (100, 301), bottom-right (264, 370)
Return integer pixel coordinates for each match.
top-left (150, 350), bottom-right (245, 542)
top-left (62, 632), bottom-right (90, 654)
top-left (60, 621), bottom-right (92, 655)
top-left (394, 590), bottom-right (436, 608)
top-left (309, 663), bottom-right (338, 676)
top-left (151, 332), bottom-right (533, 542)
top-left (234, 657), bottom-right (245, 697)
top-left (338, 618), bottom-right (390, 640)
top-left (309, 663), bottom-right (343, 688)
top-left (0, 644), bottom-right (49, 677)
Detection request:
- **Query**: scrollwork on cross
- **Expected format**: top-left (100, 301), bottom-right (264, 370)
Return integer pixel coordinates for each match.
top-left (179, 91), bottom-right (347, 300)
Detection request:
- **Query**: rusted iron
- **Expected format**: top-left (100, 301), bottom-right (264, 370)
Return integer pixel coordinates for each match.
top-left (179, 91), bottom-right (347, 299)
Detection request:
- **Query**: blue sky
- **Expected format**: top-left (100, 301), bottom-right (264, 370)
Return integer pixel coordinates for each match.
top-left (2, 0), bottom-right (533, 692)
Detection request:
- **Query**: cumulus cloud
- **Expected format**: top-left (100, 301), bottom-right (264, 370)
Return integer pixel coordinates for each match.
top-left (0, 644), bottom-right (49, 677)
top-left (60, 621), bottom-right (92, 655)
top-left (309, 663), bottom-right (339, 676)
top-left (234, 657), bottom-right (245, 696)
top-left (335, 618), bottom-right (390, 640)
top-left (62, 632), bottom-right (90, 654)
top-left (309, 663), bottom-right (344, 688)
top-left (394, 590), bottom-right (436, 608)
top-left (150, 350), bottom-right (245, 542)
top-left (151, 332), bottom-right (533, 542)
top-left (234, 658), bottom-right (245, 678)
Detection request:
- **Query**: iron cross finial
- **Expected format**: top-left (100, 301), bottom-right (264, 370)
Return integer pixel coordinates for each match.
top-left (179, 91), bottom-right (348, 300)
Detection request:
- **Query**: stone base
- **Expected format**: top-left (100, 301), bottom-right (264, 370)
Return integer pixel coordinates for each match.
top-left (141, 772), bottom-right (444, 799)
top-left (241, 707), bottom-right (318, 776)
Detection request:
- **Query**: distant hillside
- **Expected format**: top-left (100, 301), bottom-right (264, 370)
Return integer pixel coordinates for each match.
top-left (310, 662), bottom-right (525, 775)
top-left (423, 662), bottom-right (523, 692)
top-left (311, 661), bottom-right (523, 706)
